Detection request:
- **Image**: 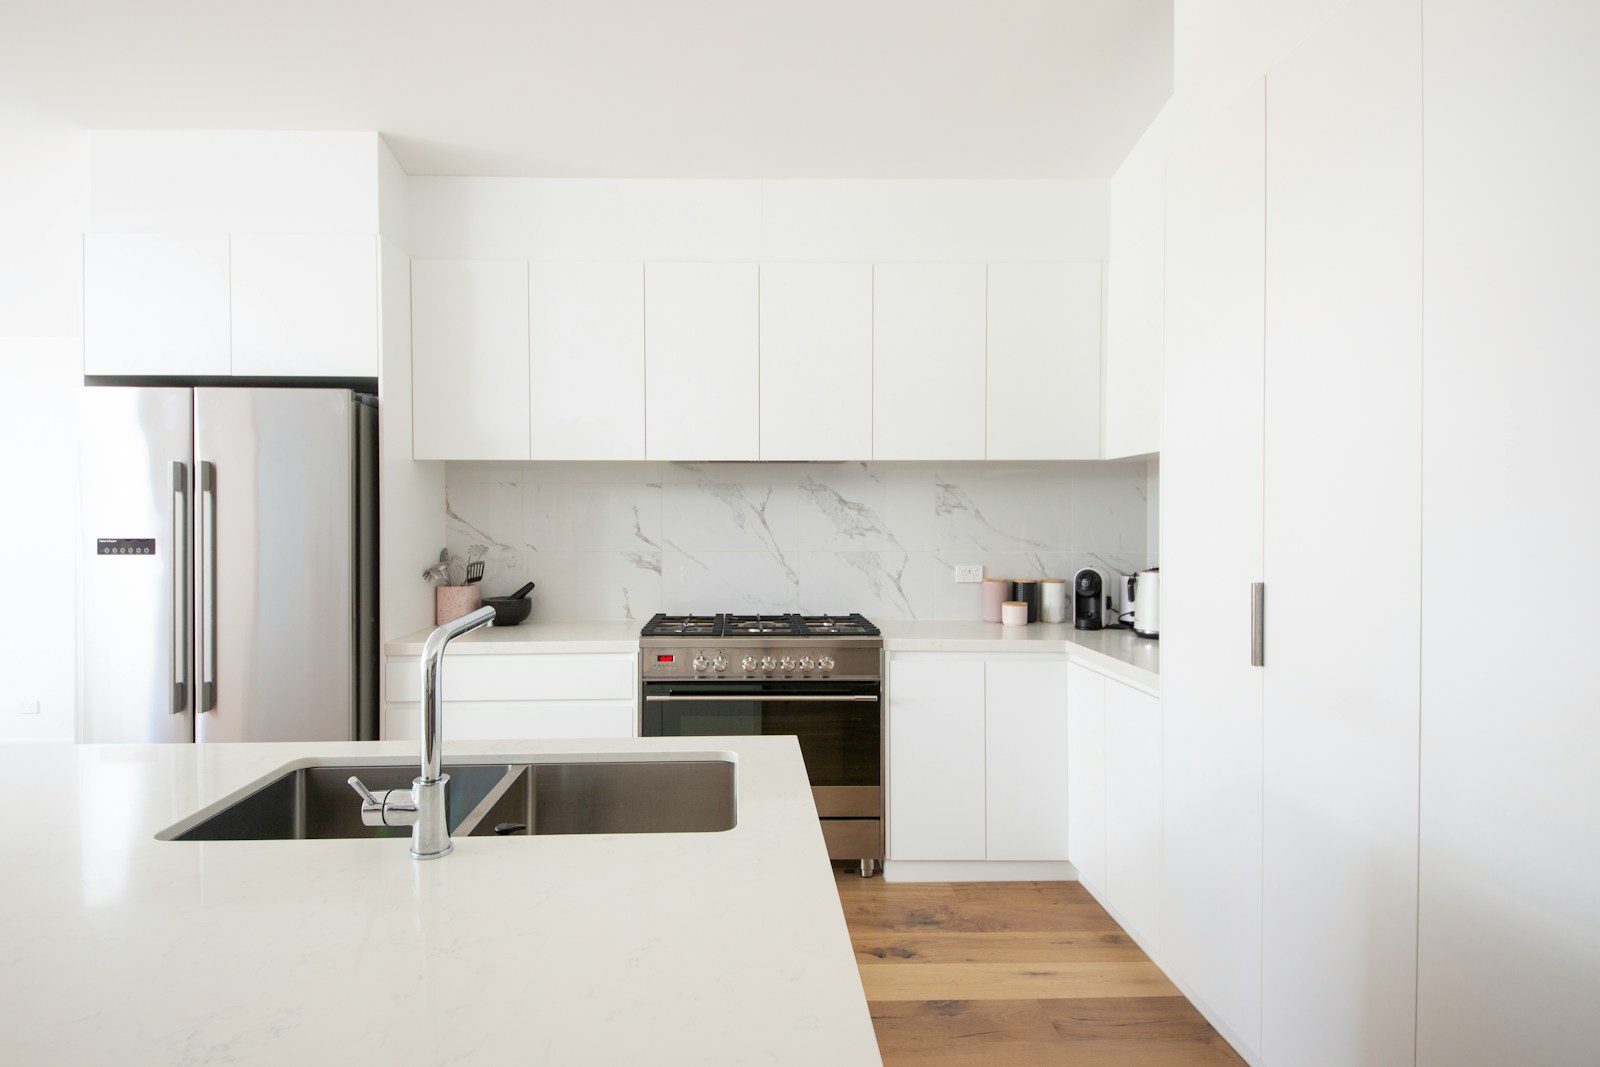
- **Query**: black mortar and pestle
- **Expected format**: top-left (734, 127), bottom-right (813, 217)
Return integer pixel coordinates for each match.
top-left (482, 581), bottom-right (535, 626)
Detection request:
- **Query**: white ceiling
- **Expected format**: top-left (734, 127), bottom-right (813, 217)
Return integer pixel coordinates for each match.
top-left (0, 0), bottom-right (1172, 178)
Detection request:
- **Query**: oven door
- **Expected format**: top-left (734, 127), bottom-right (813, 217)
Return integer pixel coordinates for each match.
top-left (641, 679), bottom-right (881, 818)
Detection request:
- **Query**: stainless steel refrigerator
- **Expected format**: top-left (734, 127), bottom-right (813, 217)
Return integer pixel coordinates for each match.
top-left (78, 387), bottom-right (377, 743)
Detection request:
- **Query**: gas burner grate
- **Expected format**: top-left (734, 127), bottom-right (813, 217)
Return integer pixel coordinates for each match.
top-left (640, 613), bottom-right (881, 639)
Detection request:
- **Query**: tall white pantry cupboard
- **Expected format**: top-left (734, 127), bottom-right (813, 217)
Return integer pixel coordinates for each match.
top-left (1154, 2), bottom-right (1599, 1065)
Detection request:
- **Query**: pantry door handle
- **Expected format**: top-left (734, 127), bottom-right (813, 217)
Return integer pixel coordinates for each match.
top-left (1250, 582), bottom-right (1265, 667)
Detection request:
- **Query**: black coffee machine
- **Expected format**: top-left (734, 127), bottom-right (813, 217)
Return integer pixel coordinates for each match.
top-left (1073, 567), bottom-right (1105, 630)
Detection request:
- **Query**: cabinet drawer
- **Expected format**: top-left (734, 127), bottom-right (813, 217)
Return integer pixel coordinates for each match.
top-left (383, 700), bottom-right (636, 742)
top-left (384, 654), bottom-right (634, 704)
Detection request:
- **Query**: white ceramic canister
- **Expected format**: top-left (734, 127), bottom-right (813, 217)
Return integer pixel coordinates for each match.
top-left (1001, 601), bottom-right (1030, 626)
top-left (1040, 578), bottom-right (1068, 623)
top-left (982, 578), bottom-right (1011, 622)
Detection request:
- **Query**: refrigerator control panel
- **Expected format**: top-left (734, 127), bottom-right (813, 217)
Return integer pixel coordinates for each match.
top-left (97, 538), bottom-right (155, 556)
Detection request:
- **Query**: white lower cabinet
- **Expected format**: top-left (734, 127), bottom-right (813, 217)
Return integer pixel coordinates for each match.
top-left (886, 653), bottom-right (1069, 866)
top-left (1065, 663), bottom-right (1108, 894)
top-left (381, 653), bottom-right (636, 741)
top-left (1104, 678), bottom-right (1162, 951)
top-left (984, 658), bottom-right (1070, 861)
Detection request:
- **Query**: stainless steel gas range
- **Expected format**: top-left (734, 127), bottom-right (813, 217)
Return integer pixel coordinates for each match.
top-left (639, 613), bottom-right (884, 876)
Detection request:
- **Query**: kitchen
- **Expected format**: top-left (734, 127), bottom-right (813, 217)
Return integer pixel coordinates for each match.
top-left (2, 2), bottom-right (1596, 1065)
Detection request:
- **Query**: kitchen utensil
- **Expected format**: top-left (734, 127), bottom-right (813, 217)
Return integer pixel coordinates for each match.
top-left (482, 596), bottom-right (533, 626)
top-left (1132, 568), bottom-right (1161, 638)
top-left (509, 581), bottom-right (535, 600)
top-left (465, 561), bottom-right (485, 584)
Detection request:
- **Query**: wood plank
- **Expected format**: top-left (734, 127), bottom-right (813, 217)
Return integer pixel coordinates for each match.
top-left (860, 961), bottom-right (1180, 1001)
top-left (834, 866), bottom-right (1247, 1064)
top-left (854, 930), bottom-right (1144, 965)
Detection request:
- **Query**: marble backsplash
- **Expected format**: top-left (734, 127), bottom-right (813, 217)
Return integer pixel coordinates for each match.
top-left (443, 461), bottom-right (1151, 622)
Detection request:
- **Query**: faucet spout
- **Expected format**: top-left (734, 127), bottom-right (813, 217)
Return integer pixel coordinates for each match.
top-left (348, 605), bottom-right (497, 860)
top-left (419, 605), bottom-right (497, 785)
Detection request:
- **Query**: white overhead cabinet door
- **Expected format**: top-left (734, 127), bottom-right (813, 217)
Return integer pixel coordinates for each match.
top-left (230, 234), bottom-right (378, 377)
top-left (528, 262), bottom-right (644, 460)
top-left (872, 263), bottom-right (986, 459)
top-left (758, 263), bottom-right (872, 460)
top-left (1262, 2), bottom-right (1422, 1063)
top-left (411, 259), bottom-right (530, 460)
top-left (645, 263), bottom-right (759, 461)
top-left (986, 262), bottom-right (1102, 459)
top-left (83, 233), bottom-right (231, 376)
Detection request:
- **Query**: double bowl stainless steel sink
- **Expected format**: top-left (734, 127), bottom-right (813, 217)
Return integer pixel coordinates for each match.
top-left (158, 758), bottom-right (737, 842)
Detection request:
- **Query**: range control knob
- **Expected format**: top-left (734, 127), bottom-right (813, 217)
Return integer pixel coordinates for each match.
top-left (692, 655), bottom-right (709, 672)
top-left (740, 655), bottom-right (758, 673)
top-left (817, 654), bottom-right (836, 672)
top-left (778, 656), bottom-right (796, 672)
top-left (710, 655), bottom-right (728, 673)
top-left (798, 656), bottom-right (815, 672)
top-left (760, 656), bottom-right (778, 671)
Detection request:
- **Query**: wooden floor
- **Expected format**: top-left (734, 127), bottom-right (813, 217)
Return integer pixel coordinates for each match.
top-left (834, 865), bottom-right (1247, 1066)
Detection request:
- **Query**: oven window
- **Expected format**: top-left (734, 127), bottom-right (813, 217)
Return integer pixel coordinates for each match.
top-left (644, 693), bottom-right (880, 788)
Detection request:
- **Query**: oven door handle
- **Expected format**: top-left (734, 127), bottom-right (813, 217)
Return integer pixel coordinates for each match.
top-left (644, 694), bottom-right (878, 703)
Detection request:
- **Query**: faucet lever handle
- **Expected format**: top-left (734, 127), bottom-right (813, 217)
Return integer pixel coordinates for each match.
top-left (347, 776), bottom-right (380, 806)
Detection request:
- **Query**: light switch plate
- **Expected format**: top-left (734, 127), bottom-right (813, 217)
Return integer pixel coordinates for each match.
top-left (954, 565), bottom-right (984, 583)
top-left (17, 700), bottom-right (39, 716)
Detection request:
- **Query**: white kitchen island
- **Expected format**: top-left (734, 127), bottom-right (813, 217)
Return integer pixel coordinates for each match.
top-left (0, 736), bottom-right (879, 1066)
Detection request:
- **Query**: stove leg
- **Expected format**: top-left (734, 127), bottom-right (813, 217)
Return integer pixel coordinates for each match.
top-left (858, 859), bottom-right (877, 878)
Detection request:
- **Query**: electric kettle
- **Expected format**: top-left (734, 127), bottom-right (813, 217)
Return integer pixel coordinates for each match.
top-left (1131, 568), bottom-right (1160, 638)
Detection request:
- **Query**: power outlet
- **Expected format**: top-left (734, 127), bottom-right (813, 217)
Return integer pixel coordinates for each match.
top-left (17, 700), bottom-right (39, 716)
top-left (954, 565), bottom-right (984, 583)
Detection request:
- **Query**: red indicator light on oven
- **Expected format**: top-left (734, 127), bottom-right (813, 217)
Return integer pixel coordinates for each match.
top-left (657, 655), bottom-right (674, 662)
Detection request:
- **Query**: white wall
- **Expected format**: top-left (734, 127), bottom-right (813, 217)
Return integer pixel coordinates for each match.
top-left (0, 102), bottom-right (88, 741)
top-left (408, 178), bottom-right (1108, 262)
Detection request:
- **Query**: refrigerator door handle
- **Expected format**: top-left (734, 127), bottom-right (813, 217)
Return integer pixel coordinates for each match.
top-left (171, 462), bottom-right (190, 714)
top-left (200, 461), bottom-right (217, 712)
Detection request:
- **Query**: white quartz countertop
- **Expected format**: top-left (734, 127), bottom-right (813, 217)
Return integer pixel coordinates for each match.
top-left (2, 737), bottom-right (879, 1066)
top-left (385, 619), bottom-right (1158, 689)
top-left (877, 621), bottom-right (1160, 693)
top-left (385, 619), bottom-right (645, 655)
top-left (388, 619), bottom-right (1159, 692)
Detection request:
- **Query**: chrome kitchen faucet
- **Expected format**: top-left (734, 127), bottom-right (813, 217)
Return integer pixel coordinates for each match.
top-left (347, 605), bottom-right (496, 859)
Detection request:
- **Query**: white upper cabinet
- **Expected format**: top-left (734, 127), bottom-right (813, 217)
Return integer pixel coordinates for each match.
top-left (83, 233), bottom-right (231, 376)
top-left (230, 234), bottom-right (379, 377)
top-left (984, 657), bottom-right (1070, 861)
top-left (872, 263), bottom-right (986, 459)
top-left (528, 262), bottom-right (644, 460)
top-left (411, 259), bottom-right (530, 460)
top-left (645, 263), bottom-right (759, 461)
top-left (758, 263), bottom-right (872, 460)
top-left (986, 262), bottom-right (1102, 460)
